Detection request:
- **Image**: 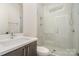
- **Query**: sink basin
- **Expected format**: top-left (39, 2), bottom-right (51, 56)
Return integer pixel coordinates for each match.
top-left (0, 38), bottom-right (11, 42)
top-left (0, 33), bottom-right (24, 42)
top-left (0, 35), bottom-right (28, 42)
top-left (0, 33), bottom-right (36, 48)
top-left (0, 36), bottom-right (31, 47)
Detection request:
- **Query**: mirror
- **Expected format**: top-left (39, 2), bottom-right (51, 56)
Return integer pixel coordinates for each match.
top-left (0, 3), bottom-right (23, 35)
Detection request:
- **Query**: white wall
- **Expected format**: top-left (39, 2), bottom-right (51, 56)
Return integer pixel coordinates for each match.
top-left (23, 3), bottom-right (37, 37)
top-left (0, 4), bottom-right (8, 34)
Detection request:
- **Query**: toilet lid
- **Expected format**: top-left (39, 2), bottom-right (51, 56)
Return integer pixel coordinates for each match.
top-left (37, 46), bottom-right (49, 53)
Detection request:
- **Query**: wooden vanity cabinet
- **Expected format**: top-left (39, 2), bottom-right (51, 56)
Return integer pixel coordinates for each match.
top-left (27, 41), bottom-right (37, 56)
top-left (2, 41), bottom-right (37, 56)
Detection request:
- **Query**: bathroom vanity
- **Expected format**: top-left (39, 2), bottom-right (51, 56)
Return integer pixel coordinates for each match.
top-left (3, 41), bottom-right (37, 56)
top-left (0, 34), bottom-right (37, 56)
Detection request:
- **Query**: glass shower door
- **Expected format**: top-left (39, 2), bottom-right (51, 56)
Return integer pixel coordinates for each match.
top-left (39, 3), bottom-right (73, 51)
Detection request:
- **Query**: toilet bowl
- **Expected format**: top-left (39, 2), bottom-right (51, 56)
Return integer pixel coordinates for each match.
top-left (37, 46), bottom-right (67, 56)
top-left (37, 46), bottom-right (76, 56)
top-left (37, 46), bottom-right (50, 56)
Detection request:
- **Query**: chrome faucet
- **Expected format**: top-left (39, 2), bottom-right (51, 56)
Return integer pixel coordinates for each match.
top-left (10, 32), bottom-right (14, 39)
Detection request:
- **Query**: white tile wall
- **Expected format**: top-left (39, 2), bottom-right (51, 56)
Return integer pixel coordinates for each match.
top-left (37, 4), bottom-right (73, 50)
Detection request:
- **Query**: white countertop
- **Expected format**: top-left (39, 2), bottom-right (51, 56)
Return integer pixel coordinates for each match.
top-left (0, 35), bottom-right (37, 56)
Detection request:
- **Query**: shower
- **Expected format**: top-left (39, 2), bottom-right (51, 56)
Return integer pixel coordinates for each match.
top-left (37, 3), bottom-right (79, 55)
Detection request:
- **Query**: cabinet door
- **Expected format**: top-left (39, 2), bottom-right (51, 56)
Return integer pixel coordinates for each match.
top-left (28, 41), bottom-right (37, 56)
top-left (3, 47), bottom-right (25, 56)
top-left (24, 45), bottom-right (29, 56)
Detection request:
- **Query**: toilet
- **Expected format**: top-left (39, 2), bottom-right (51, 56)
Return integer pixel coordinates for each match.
top-left (37, 46), bottom-right (76, 56)
top-left (37, 46), bottom-right (50, 56)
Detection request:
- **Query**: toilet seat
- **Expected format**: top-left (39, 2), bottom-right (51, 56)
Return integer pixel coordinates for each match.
top-left (37, 46), bottom-right (50, 56)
